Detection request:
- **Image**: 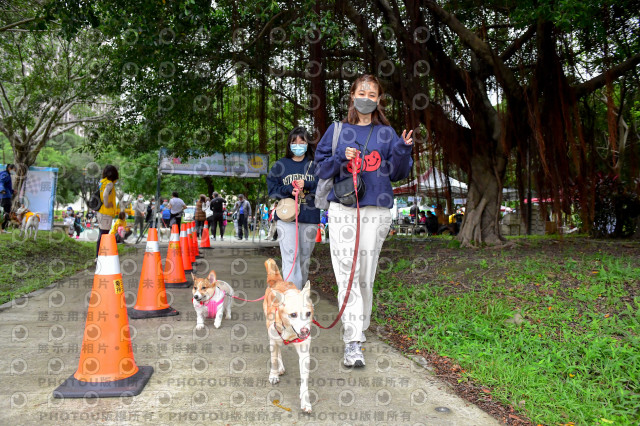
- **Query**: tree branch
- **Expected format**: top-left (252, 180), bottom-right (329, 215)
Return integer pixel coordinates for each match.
top-left (0, 80), bottom-right (14, 115)
top-left (422, 0), bottom-right (524, 102)
top-left (572, 52), bottom-right (640, 98)
top-left (500, 24), bottom-right (536, 62)
top-left (0, 17), bottom-right (37, 33)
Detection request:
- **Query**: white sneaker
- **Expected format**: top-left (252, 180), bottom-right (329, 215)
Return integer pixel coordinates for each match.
top-left (343, 341), bottom-right (365, 367)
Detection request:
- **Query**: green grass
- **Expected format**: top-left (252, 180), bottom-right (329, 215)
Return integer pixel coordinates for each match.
top-left (0, 230), bottom-right (120, 305)
top-left (368, 238), bottom-right (640, 425)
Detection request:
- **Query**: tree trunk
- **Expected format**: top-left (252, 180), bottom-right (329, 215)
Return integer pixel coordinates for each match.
top-left (310, 0), bottom-right (328, 137)
top-left (457, 154), bottom-right (507, 246)
top-left (11, 145), bottom-right (31, 211)
top-left (202, 176), bottom-right (214, 197)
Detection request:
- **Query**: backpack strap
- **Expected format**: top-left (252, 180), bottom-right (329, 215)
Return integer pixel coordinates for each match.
top-left (331, 121), bottom-right (343, 156)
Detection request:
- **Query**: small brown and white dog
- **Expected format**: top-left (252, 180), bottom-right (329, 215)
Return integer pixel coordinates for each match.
top-left (263, 258), bottom-right (314, 413)
top-left (192, 271), bottom-right (234, 330)
top-left (16, 206), bottom-right (40, 240)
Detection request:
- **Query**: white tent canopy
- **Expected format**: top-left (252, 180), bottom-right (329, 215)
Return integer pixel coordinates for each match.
top-left (393, 167), bottom-right (468, 198)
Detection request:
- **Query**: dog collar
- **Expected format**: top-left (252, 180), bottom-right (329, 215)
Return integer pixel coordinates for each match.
top-left (274, 308), bottom-right (309, 345)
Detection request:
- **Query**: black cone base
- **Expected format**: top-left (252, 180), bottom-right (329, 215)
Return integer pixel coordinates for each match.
top-left (53, 365), bottom-right (154, 398)
top-left (199, 246), bottom-right (213, 250)
top-left (128, 306), bottom-right (180, 319)
top-left (164, 281), bottom-right (190, 288)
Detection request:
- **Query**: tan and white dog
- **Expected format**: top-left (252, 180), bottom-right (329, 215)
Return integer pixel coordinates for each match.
top-left (263, 259), bottom-right (314, 413)
top-left (16, 206), bottom-right (40, 241)
top-left (191, 271), bottom-right (234, 330)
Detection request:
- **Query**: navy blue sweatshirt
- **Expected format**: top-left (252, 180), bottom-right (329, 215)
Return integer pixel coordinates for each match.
top-left (314, 122), bottom-right (413, 208)
top-left (267, 157), bottom-right (321, 224)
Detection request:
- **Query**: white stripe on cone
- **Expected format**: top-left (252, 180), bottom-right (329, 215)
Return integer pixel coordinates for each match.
top-left (146, 241), bottom-right (160, 252)
top-left (95, 255), bottom-right (121, 275)
top-left (170, 232), bottom-right (179, 242)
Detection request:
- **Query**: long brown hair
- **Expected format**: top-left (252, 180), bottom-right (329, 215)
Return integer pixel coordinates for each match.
top-left (344, 75), bottom-right (391, 126)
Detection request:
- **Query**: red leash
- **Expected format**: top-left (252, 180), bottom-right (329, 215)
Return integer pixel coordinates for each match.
top-left (227, 165), bottom-right (361, 332)
top-left (313, 158), bottom-right (360, 329)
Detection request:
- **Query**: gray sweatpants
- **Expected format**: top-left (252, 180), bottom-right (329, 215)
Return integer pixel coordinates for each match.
top-left (276, 221), bottom-right (317, 290)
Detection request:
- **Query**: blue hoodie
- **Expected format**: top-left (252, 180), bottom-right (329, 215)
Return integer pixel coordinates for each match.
top-left (267, 157), bottom-right (320, 224)
top-left (314, 122), bottom-right (413, 208)
top-left (0, 170), bottom-right (13, 199)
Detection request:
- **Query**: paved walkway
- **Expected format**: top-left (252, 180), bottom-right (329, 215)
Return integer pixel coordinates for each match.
top-left (0, 244), bottom-right (499, 425)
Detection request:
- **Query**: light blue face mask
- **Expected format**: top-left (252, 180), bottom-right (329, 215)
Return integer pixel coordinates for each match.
top-left (291, 144), bottom-right (307, 157)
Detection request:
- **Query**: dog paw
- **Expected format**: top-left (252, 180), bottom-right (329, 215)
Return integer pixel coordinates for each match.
top-left (196, 324), bottom-right (204, 330)
top-left (225, 313), bottom-right (231, 319)
top-left (214, 321), bottom-right (222, 329)
top-left (269, 374), bottom-right (280, 385)
top-left (301, 402), bottom-right (312, 413)
top-left (278, 368), bottom-right (285, 376)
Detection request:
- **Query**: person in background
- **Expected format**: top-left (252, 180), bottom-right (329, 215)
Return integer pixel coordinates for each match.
top-left (233, 194), bottom-right (251, 240)
top-left (0, 164), bottom-right (15, 233)
top-left (425, 211), bottom-right (439, 235)
top-left (67, 207), bottom-right (82, 239)
top-left (168, 191), bottom-right (187, 228)
top-left (418, 211), bottom-right (427, 224)
top-left (209, 192), bottom-right (225, 241)
top-left (96, 165), bottom-right (119, 258)
top-left (133, 194), bottom-right (146, 239)
top-left (146, 199), bottom-right (155, 230)
top-left (409, 202), bottom-right (418, 224)
top-left (320, 209), bottom-right (329, 241)
top-left (195, 194), bottom-right (207, 237)
top-left (221, 202), bottom-right (228, 238)
top-left (160, 199), bottom-right (171, 228)
top-left (111, 211), bottom-right (132, 243)
top-left (204, 196), bottom-right (213, 237)
top-left (267, 201), bottom-right (277, 241)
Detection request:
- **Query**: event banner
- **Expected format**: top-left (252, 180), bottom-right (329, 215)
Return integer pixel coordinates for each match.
top-left (159, 152), bottom-right (269, 177)
top-left (1, 165), bottom-right (58, 231)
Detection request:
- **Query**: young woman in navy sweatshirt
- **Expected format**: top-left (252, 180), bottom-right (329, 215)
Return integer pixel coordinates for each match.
top-left (315, 75), bottom-right (413, 367)
top-left (267, 127), bottom-right (320, 290)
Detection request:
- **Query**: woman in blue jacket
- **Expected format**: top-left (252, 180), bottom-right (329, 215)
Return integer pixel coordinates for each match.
top-left (0, 164), bottom-right (16, 233)
top-left (314, 75), bottom-right (413, 367)
top-left (267, 127), bottom-right (320, 290)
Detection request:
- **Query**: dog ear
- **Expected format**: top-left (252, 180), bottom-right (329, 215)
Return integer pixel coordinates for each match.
top-left (191, 272), bottom-right (196, 283)
top-left (207, 270), bottom-right (217, 284)
top-left (271, 290), bottom-right (285, 306)
top-left (301, 281), bottom-right (312, 305)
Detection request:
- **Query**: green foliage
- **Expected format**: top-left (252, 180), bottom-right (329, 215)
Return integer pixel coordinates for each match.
top-left (0, 231), bottom-right (96, 305)
top-left (372, 240), bottom-right (640, 424)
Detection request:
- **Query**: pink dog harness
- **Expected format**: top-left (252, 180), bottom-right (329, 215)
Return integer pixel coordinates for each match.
top-left (193, 291), bottom-right (226, 318)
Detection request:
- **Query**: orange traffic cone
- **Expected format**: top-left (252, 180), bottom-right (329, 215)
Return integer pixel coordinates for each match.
top-left (316, 224), bottom-right (323, 243)
top-left (165, 224), bottom-right (189, 288)
top-left (200, 222), bottom-right (212, 249)
top-left (190, 222), bottom-right (202, 258)
top-left (53, 234), bottom-right (153, 398)
top-left (129, 228), bottom-right (179, 319)
top-left (180, 223), bottom-right (193, 273)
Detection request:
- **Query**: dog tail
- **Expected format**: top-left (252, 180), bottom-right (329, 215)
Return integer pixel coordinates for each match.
top-left (264, 258), bottom-right (282, 288)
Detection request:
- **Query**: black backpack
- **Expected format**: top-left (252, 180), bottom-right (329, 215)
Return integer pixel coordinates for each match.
top-left (87, 183), bottom-right (103, 211)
